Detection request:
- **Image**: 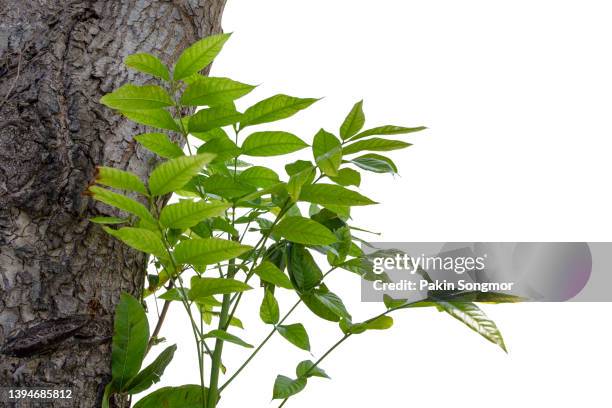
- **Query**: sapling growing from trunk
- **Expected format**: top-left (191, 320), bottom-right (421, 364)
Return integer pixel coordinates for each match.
top-left (92, 33), bottom-right (516, 408)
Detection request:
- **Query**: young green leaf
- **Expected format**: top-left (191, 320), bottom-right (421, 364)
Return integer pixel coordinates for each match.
top-left (111, 293), bottom-right (150, 391)
top-left (342, 138), bottom-right (412, 155)
top-left (296, 360), bottom-right (330, 379)
top-left (238, 166), bottom-right (280, 188)
top-left (133, 385), bottom-right (206, 408)
top-left (287, 245), bottom-right (323, 291)
top-left (272, 375), bottom-right (307, 400)
top-left (328, 168), bottom-right (361, 187)
top-left (189, 277), bottom-right (252, 298)
top-left (135, 133), bottom-right (184, 159)
top-left (276, 323), bottom-right (310, 351)
top-left (101, 85), bottom-right (174, 111)
top-left (435, 300), bottom-right (507, 352)
top-left (174, 238), bottom-right (252, 265)
top-left (173, 33), bottom-right (231, 80)
top-left (89, 186), bottom-right (155, 225)
top-left (240, 94), bottom-right (318, 129)
top-left (350, 125), bottom-right (426, 141)
top-left (180, 77), bottom-right (255, 106)
top-left (95, 167), bottom-right (148, 195)
top-left (253, 261), bottom-right (293, 289)
top-left (102, 227), bottom-right (169, 259)
top-left (125, 53), bottom-right (170, 81)
top-left (241, 131), bottom-right (308, 157)
top-left (299, 184), bottom-right (377, 206)
top-left (275, 216), bottom-right (337, 245)
top-left (123, 344), bottom-right (177, 394)
top-left (120, 109), bottom-right (181, 132)
top-left (312, 129), bottom-right (342, 176)
top-left (203, 329), bottom-right (253, 348)
top-left (159, 200), bottom-right (230, 229)
top-left (260, 289), bottom-right (280, 325)
top-left (188, 107), bottom-right (243, 133)
top-left (340, 100), bottom-right (365, 140)
top-left (349, 153), bottom-right (398, 174)
top-left (148, 154), bottom-right (215, 196)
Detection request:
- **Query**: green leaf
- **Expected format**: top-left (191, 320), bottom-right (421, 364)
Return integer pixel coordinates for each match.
top-left (189, 127), bottom-right (228, 142)
top-left (240, 94), bottom-right (318, 129)
top-left (149, 154), bottom-right (215, 196)
top-left (111, 293), bottom-right (149, 391)
top-left (343, 138), bottom-right (412, 155)
top-left (241, 131), bottom-right (308, 157)
top-left (383, 294), bottom-right (408, 309)
top-left (350, 125), bottom-right (426, 141)
top-left (366, 315), bottom-right (394, 330)
top-left (203, 329), bottom-right (253, 348)
top-left (124, 344), bottom-right (177, 394)
top-left (125, 53), bottom-right (170, 81)
top-left (328, 168), bottom-right (361, 187)
top-left (188, 107), bottom-right (243, 133)
top-left (272, 375), bottom-right (307, 400)
top-left (260, 288), bottom-right (280, 324)
top-left (287, 245), bottom-right (323, 291)
top-left (101, 85), bottom-right (174, 111)
top-left (340, 100), bottom-right (365, 140)
top-left (173, 33), bottom-right (231, 80)
top-left (299, 184), bottom-right (377, 206)
top-left (89, 186), bottom-right (155, 225)
top-left (89, 216), bottom-right (127, 225)
top-left (311, 289), bottom-right (351, 321)
top-left (190, 277), bottom-right (252, 298)
top-left (286, 162), bottom-right (315, 202)
top-left (180, 77), bottom-right (255, 106)
top-left (341, 316), bottom-right (394, 334)
top-left (296, 360), bottom-right (330, 379)
top-left (135, 133), bottom-right (184, 159)
top-left (197, 135), bottom-right (241, 162)
top-left (275, 216), bottom-right (337, 245)
top-left (120, 109), bottom-right (181, 132)
top-left (277, 323), bottom-right (310, 351)
top-left (159, 200), bottom-right (229, 229)
top-left (253, 261), bottom-right (293, 289)
top-left (202, 175), bottom-right (255, 199)
top-left (435, 300), bottom-right (507, 352)
top-left (349, 153), bottom-right (398, 173)
top-left (133, 385), bottom-right (206, 408)
top-left (238, 166), bottom-right (280, 188)
top-left (312, 129), bottom-right (342, 176)
top-left (174, 238), bottom-right (252, 265)
top-left (103, 227), bottom-right (169, 259)
top-left (95, 166), bottom-right (148, 195)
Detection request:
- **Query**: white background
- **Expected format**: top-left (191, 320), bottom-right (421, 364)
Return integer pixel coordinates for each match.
top-left (143, 1), bottom-right (612, 407)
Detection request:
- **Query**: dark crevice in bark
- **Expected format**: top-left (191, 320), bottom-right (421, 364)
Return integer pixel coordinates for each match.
top-left (0, 1), bottom-right (226, 406)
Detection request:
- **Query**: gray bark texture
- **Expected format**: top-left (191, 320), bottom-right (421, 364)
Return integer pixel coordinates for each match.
top-left (0, 1), bottom-right (226, 406)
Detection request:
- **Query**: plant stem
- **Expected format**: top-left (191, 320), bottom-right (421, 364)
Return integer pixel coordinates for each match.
top-left (145, 298), bottom-right (171, 355)
top-left (219, 299), bottom-right (301, 392)
top-left (219, 267), bottom-right (336, 392)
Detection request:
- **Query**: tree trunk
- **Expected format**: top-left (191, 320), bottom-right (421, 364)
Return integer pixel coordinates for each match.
top-left (0, 1), bottom-right (226, 406)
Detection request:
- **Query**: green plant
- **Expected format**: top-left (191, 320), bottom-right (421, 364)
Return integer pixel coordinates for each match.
top-left (92, 33), bottom-right (515, 408)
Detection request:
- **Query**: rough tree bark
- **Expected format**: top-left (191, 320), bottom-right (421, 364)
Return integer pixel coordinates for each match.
top-left (0, 1), bottom-right (226, 406)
